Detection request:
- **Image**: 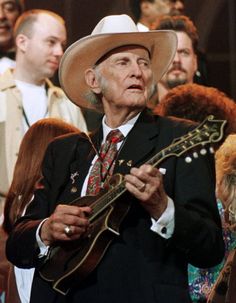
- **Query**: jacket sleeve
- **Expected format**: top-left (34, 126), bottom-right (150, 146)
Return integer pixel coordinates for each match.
top-left (169, 149), bottom-right (225, 268)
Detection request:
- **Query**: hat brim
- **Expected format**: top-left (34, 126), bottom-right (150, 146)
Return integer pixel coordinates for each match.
top-left (59, 30), bottom-right (177, 111)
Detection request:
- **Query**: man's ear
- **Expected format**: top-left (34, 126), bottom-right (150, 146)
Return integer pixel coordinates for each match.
top-left (15, 34), bottom-right (28, 52)
top-left (84, 68), bottom-right (102, 94)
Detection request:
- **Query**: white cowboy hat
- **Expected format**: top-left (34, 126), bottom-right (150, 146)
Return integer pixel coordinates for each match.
top-left (59, 14), bottom-right (177, 111)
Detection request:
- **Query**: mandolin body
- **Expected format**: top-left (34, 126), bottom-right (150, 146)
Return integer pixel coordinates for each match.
top-left (39, 192), bottom-right (131, 295)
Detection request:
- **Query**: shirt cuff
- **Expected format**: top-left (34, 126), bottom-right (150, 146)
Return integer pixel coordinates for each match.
top-left (150, 197), bottom-right (175, 239)
top-left (36, 218), bottom-right (50, 257)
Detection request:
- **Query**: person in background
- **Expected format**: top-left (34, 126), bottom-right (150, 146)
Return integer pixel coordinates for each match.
top-left (170, 0), bottom-right (184, 14)
top-left (156, 14), bottom-right (210, 103)
top-left (209, 134), bottom-right (236, 303)
top-left (129, 0), bottom-right (184, 31)
top-left (0, 9), bottom-right (87, 219)
top-left (190, 135), bottom-right (236, 303)
top-left (216, 135), bottom-right (236, 224)
top-left (154, 83), bottom-right (236, 302)
top-left (0, 118), bottom-right (80, 303)
top-left (0, 0), bottom-right (24, 225)
top-left (154, 83), bottom-right (236, 147)
top-left (6, 14), bottom-right (224, 303)
top-left (154, 15), bottom-right (198, 102)
top-left (0, 0), bottom-right (24, 73)
top-left (3, 118), bottom-right (81, 234)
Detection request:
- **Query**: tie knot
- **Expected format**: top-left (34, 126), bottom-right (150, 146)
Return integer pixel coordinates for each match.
top-left (106, 129), bottom-right (124, 144)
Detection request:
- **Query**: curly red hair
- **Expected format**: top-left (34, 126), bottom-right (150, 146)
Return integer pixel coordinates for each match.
top-left (154, 83), bottom-right (236, 142)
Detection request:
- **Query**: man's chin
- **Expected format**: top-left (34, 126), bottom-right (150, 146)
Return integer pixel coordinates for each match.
top-left (166, 78), bottom-right (187, 89)
top-left (45, 70), bottom-right (57, 80)
top-left (0, 36), bottom-right (12, 47)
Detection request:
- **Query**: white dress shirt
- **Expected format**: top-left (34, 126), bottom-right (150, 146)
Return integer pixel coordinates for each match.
top-left (14, 267), bottom-right (35, 303)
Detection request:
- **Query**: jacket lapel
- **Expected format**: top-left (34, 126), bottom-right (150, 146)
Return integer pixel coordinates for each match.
top-left (67, 129), bottom-right (103, 196)
top-left (115, 110), bottom-right (160, 174)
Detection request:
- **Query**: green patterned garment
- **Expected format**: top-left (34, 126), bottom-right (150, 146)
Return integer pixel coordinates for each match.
top-left (188, 200), bottom-right (236, 302)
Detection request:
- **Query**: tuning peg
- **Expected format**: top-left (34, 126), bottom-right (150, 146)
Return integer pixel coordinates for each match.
top-left (185, 156), bottom-right (192, 163)
top-left (193, 152), bottom-right (198, 158)
top-left (200, 148), bottom-right (207, 155)
top-left (209, 147), bottom-right (214, 154)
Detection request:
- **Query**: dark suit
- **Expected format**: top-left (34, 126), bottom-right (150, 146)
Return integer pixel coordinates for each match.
top-left (6, 110), bottom-right (224, 303)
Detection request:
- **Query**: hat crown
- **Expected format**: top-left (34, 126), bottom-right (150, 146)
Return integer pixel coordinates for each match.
top-left (91, 14), bottom-right (138, 35)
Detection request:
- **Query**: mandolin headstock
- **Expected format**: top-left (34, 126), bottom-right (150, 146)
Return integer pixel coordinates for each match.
top-left (149, 115), bottom-right (227, 166)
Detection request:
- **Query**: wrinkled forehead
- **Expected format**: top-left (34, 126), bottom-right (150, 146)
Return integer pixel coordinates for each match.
top-left (95, 44), bottom-right (151, 66)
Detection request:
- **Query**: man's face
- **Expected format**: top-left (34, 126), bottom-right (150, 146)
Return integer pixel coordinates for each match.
top-left (169, 0), bottom-right (185, 14)
top-left (95, 46), bottom-right (155, 111)
top-left (160, 31), bottom-right (197, 89)
top-left (0, 0), bottom-right (20, 51)
top-left (22, 13), bottom-right (66, 81)
top-left (149, 1), bottom-right (184, 29)
top-left (149, 0), bottom-right (172, 22)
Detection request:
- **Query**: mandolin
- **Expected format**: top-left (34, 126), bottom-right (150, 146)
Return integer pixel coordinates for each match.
top-left (39, 115), bottom-right (226, 295)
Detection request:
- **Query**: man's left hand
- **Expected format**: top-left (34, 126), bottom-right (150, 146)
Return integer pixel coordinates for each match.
top-left (124, 164), bottom-right (168, 220)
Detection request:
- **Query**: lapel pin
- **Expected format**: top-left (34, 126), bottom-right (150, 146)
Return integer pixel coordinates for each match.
top-left (71, 186), bottom-right (78, 193)
top-left (118, 159), bottom-right (125, 166)
top-left (127, 160), bottom-right (132, 167)
top-left (70, 171), bottom-right (79, 184)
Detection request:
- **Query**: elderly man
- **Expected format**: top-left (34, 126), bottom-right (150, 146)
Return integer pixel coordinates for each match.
top-left (0, 9), bottom-right (87, 206)
top-left (0, 0), bottom-right (24, 73)
top-left (6, 14), bottom-right (224, 303)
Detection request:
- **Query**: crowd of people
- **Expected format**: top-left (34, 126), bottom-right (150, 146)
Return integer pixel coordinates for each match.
top-left (0, 1), bottom-right (235, 303)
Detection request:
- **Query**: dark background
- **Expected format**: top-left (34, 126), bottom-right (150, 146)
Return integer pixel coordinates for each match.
top-left (25, 0), bottom-right (236, 101)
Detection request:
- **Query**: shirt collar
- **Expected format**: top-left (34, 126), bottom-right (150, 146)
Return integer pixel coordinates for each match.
top-left (102, 113), bottom-right (141, 143)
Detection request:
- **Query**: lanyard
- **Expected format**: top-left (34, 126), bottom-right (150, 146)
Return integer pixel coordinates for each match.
top-left (22, 106), bottom-right (48, 128)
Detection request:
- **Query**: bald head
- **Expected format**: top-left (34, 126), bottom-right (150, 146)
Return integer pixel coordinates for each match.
top-left (14, 9), bottom-right (65, 39)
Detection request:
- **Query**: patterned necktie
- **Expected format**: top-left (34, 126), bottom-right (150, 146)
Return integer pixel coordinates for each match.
top-left (86, 129), bottom-right (124, 195)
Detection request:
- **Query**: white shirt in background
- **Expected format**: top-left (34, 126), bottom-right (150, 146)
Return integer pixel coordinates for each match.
top-left (137, 22), bottom-right (149, 32)
top-left (0, 57), bottom-right (15, 74)
top-left (15, 80), bottom-right (48, 134)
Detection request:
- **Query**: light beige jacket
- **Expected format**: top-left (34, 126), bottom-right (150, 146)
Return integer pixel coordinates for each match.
top-left (0, 69), bottom-right (87, 194)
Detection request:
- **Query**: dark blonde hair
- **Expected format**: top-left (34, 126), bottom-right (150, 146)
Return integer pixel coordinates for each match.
top-left (155, 14), bottom-right (199, 54)
top-left (215, 135), bottom-right (236, 224)
top-left (3, 118), bottom-right (79, 234)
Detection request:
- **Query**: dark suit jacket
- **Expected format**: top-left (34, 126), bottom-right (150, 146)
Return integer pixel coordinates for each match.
top-left (6, 110), bottom-right (225, 303)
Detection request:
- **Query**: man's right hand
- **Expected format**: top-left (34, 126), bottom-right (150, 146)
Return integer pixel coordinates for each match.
top-left (40, 204), bottom-right (92, 246)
